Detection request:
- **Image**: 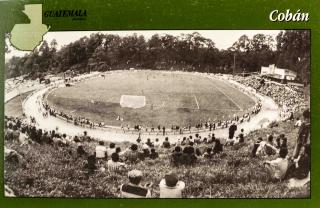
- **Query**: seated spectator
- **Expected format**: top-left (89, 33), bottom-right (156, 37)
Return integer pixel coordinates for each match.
top-left (149, 148), bottom-right (159, 159)
top-left (210, 134), bottom-right (216, 143)
top-left (12, 126), bottom-right (20, 141)
top-left (182, 142), bottom-right (197, 165)
top-left (183, 142), bottom-right (195, 155)
top-left (256, 135), bottom-right (278, 156)
top-left (41, 131), bottom-right (52, 144)
top-left (225, 136), bottom-right (236, 146)
top-left (77, 143), bottom-right (87, 157)
top-left (5, 123), bottom-right (14, 141)
top-left (81, 131), bottom-right (91, 142)
top-left (263, 148), bottom-right (289, 180)
top-left (159, 173), bottom-right (185, 198)
top-left (124, 144), bottom-right (140, 163)
top-left (154, 138), bottom-right (161, 148)
top-left (107, 153), bottom-right (126, 173)
top-left (265, 135), bottom-right (278, 156)
top-left (116, 147), bottom-right (122, 154)
top-left (181, 137), bottom-right (187, 146)
top-left (106, 143), bottom-right (116, 157)
top-left (18, 128), bottom-right (28, 145)
top-left (146, 138), bottom-right (153, 148)
top-left (162, 137), bottom-right (171, 149)
top-left (203, 148), bottom-right (214, 159)
top-left (120, 170), bottom-right (151, 198)
top-left (294, 117), bottom-right (302, 127)
top-left (188, 136), bottom-right (194, 143)
top-left (141, 144), bottom-right (150, 158)
top-left (171, 146), bottom-right (183, 166)
top-left (251, 137), bottom-right (263, 157)
top-left (195, 148), bottom-right (202, 157)
top-left (285, 144), bottom-right (310, 181)
top-left (212, 139), bottom-right (223, 154)
top-left (275, 137), bottom-right (281, 149)
top-left (95, 141), bottom-right (107, 159)
top-left (73, 135), bottom-right (81, 143)
top-left (84, 154), bottom-right (97, 174)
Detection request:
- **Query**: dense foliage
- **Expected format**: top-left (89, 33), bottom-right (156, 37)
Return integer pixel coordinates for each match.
top-left (5, 30), bottom-right (310, 83)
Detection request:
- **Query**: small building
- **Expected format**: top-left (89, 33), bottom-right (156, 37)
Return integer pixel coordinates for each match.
top-left (261, 64), bottom-right (297, 81)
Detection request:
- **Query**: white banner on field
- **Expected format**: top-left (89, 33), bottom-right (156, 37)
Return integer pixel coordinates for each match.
top-left (120, 95), bottom-right (146, 109)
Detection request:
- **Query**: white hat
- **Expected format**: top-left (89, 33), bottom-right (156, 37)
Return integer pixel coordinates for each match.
top-left (128, 169), bottom-right (142, 178)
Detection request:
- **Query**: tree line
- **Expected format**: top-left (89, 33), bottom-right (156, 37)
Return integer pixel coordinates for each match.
top-left (5, 30), bottom-right (310, 83)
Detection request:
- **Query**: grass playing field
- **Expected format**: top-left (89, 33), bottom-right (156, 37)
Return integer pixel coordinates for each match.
top-left (46, 71), bottom-right (255, 127)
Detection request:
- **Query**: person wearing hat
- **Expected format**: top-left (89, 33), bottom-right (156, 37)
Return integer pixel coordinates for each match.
top-left (120, 169), bottom-right (151, 198)
top-left (159, 173), bottom-right (185, 198)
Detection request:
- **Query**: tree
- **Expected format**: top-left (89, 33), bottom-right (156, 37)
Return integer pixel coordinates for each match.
top-left (276, 30), bottom-right (310, 83)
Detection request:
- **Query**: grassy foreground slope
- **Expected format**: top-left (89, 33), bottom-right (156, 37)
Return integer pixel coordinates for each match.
top-left (4, 120), bottom-right (309, 198)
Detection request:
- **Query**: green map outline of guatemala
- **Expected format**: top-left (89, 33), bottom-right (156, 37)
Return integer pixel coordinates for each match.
top-left (10, 4), bottom-right (49, 51)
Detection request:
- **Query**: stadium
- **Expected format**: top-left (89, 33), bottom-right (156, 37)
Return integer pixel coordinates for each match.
top-left (4, 30), bottom-right (310, 198)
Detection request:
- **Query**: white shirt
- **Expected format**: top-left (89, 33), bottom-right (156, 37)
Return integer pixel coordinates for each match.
top-left (107, 160), bottom-right (125, 172)
top-left (106, 147), bottom-right (116, 157)
top-left (95, 145), bottom-right (107, 158)
top-left (159, 179), bottom-right (185, 198)
top-left (18, 133), bottom-right (28, 144)
top-left (154, 141), bottom-right (161, 148)
top-left (267, 157), bottom-right (289, 179)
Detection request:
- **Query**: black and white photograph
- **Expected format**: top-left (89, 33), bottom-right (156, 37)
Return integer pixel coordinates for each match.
top-left (4, 30), bottom-right (310, 198)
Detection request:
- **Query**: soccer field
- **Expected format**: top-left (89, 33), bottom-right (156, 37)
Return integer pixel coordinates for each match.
top-left (46, 71), bottom-right (255, 127)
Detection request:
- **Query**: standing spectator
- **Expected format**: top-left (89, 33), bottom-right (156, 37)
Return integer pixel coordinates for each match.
top-left (228, 122), bottom-right (237, 139)
top-left (159, 174), bottom-right (185, 198)
top-left (120, 170), bottom-right (151, 198)
top-left (238, 129), bottom-right (245, 143)
top-left (293, 109), bottom-right (310, 158)
top-left (162, 126), bottom-right (166, 136)
top-left (286, 144), bottom-right (310, 180)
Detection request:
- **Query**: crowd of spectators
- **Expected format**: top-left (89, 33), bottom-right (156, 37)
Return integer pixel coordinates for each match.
top-left (236, 76), bottom-right (307, 121)
top-left (4, 108), bottom-right (310, 197)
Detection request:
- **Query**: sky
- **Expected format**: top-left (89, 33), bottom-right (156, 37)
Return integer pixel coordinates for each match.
top-left (5, 30), bottom-right (281, 60)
